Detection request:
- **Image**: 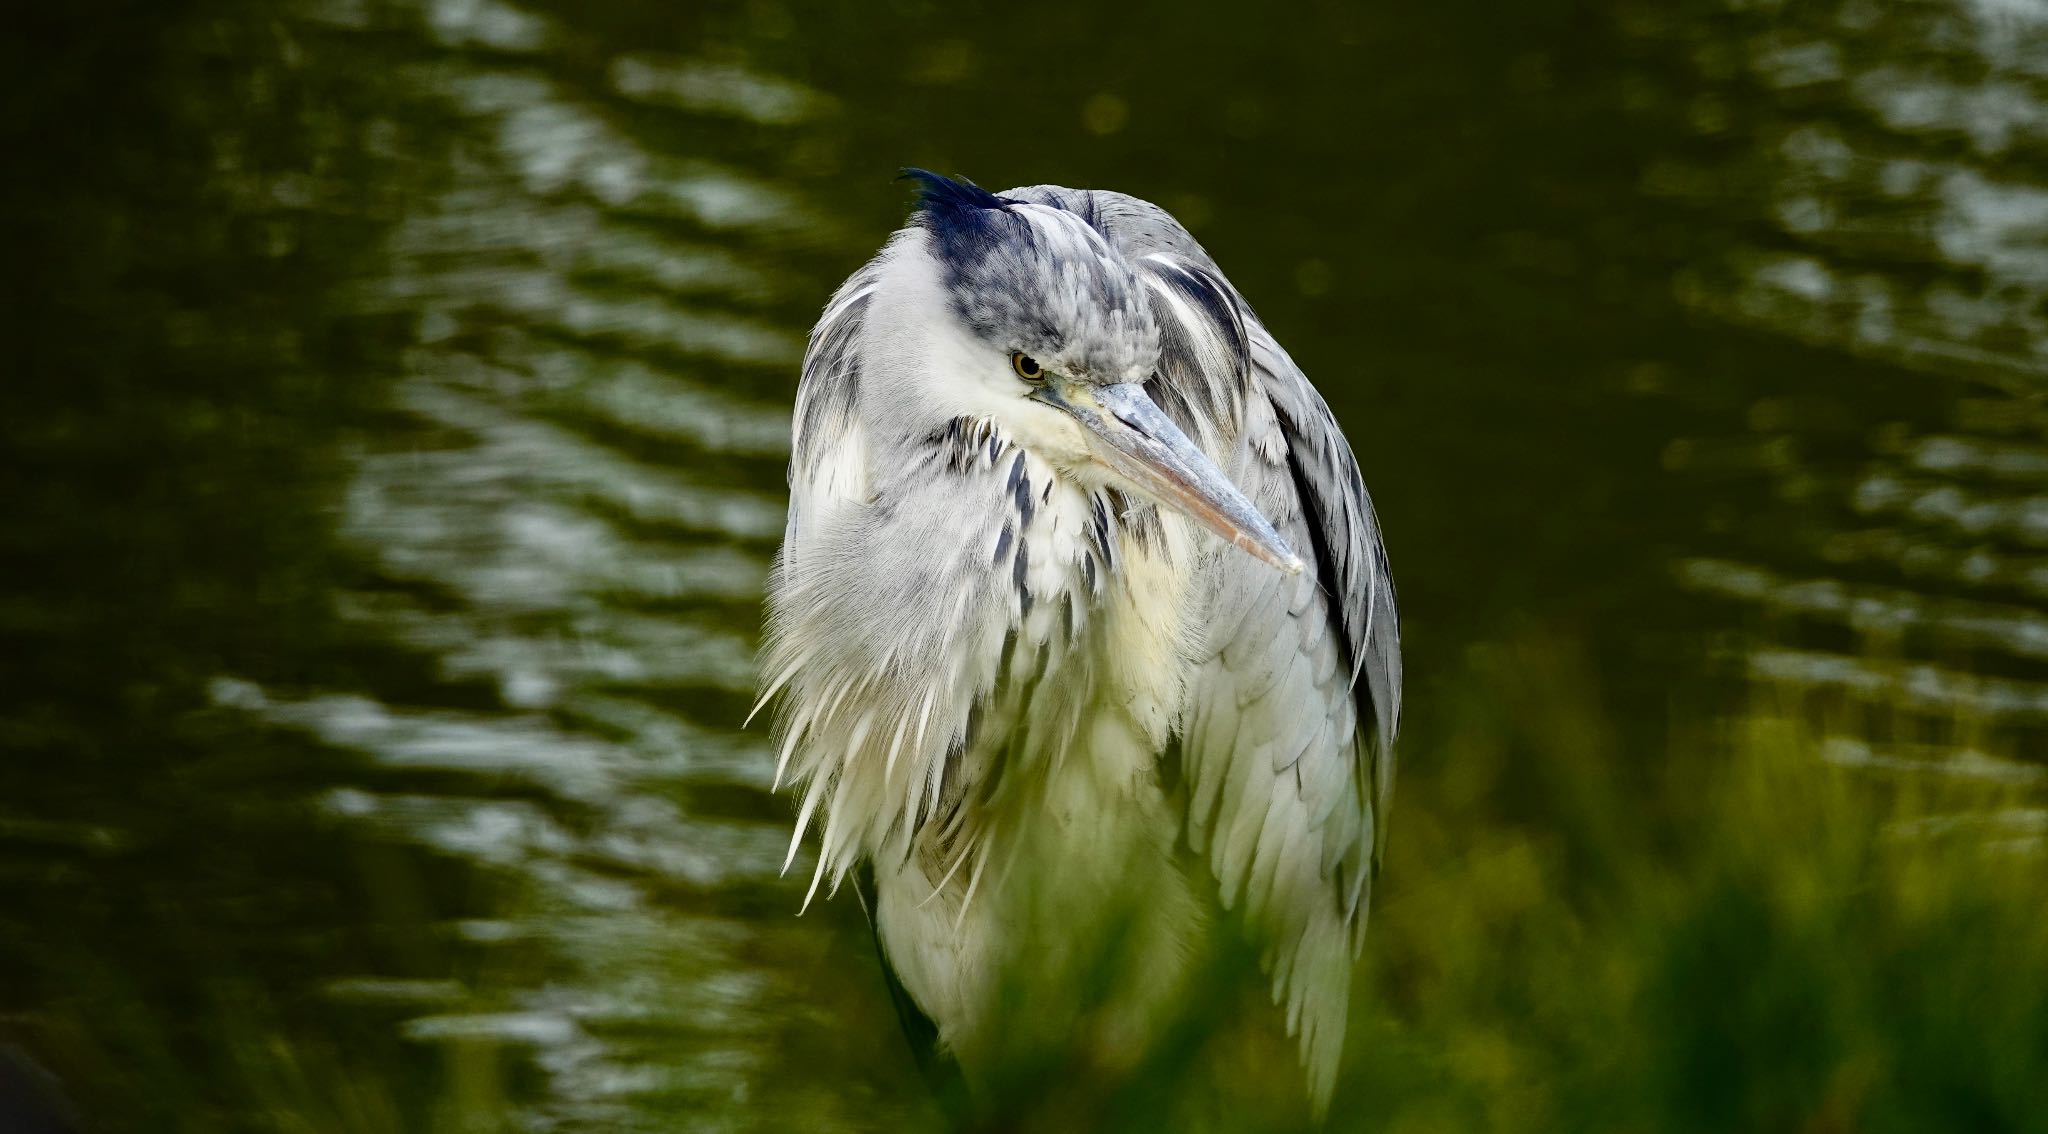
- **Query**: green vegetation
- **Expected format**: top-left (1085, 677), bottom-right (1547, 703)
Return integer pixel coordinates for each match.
top-left (1344, 643), bottom-right (2048, 1134)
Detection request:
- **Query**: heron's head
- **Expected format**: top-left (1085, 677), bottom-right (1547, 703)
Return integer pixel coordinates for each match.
top-left (900, 170), bottom-right (1301, 574)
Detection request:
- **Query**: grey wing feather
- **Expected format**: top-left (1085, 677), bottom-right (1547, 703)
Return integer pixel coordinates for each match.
top-left (1010, 185), bottom-right (1402, 1111)
top-left (788, 255), bottom-right (877, 489)
top-left (782, 241), bottom-right (899, 557)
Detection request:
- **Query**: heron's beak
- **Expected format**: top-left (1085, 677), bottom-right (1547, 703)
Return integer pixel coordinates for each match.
top-left (1035, 380), bottom-right (1304, 575)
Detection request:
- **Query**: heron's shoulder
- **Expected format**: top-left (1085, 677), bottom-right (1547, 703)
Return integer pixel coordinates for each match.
top-left (996, 184), bottom-right (1220, 268)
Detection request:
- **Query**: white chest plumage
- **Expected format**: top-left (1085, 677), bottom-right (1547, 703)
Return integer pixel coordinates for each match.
top-left (868, 465), bottom-right (1215, 1075)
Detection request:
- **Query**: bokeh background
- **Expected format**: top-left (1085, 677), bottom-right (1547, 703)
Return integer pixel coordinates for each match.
top-left (5, 0), bottom-right (2048, 1130)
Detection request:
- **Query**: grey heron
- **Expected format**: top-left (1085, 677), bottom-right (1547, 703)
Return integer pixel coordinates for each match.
top-left (759, 171), bottom-right (1400, 1117)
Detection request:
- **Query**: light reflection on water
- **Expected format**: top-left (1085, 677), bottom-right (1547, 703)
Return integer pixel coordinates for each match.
top-left (3, 0), bottom-right (2047, 1126)
top-left (1657, 0), bottom-right (2048, 761)
top-left (202, 2), bottom-right (915, 1124)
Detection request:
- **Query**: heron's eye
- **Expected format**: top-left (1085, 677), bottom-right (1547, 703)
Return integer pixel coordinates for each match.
top-left (1010, 352), bottom-right (1046, 384)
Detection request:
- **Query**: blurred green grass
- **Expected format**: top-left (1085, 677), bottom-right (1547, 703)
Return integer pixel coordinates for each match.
top-left (1336, 638), bottom-right (2048, 1134)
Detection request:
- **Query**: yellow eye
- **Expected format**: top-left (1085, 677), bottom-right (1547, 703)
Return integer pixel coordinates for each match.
top-left (1010, 352), bottom-right (1046, 383)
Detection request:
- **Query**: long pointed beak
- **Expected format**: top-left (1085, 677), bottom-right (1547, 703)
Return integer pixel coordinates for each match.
top-left (1036, 381), bottom-right (1303, 574)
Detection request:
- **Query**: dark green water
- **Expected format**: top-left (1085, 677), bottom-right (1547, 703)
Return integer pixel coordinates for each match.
top-left (3, 0), bottom-right (2045, 1128)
